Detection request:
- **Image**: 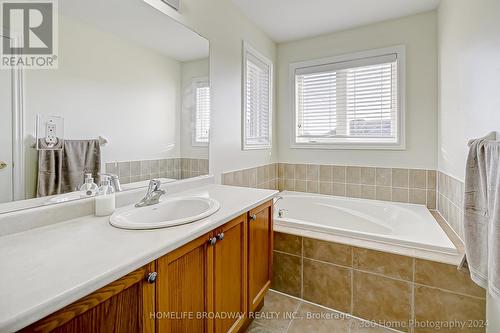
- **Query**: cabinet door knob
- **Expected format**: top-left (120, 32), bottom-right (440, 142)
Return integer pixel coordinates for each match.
top-left (250, 214), bottom-right (257, 221)
top-left (146, 272), bottom-right (157, 284)
top-left (208, 236), bottom-right (217, 246)
top-left (216, 232), bottom-right (224, 241)
top-left (0, 161), bottom-right (7, 170)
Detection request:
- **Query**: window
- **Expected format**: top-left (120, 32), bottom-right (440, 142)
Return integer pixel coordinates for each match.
top-left (242, 42), bottom-right (273, 150)
top-left (291, 46), bottom-right (405, 149)
top-left (192, 78), bottom-right (210, 146)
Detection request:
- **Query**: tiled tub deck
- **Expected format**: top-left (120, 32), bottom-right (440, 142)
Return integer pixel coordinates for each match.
top-left (271, 232), bottom-right (486, 333)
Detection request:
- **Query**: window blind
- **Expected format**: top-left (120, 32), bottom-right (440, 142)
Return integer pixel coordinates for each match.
top-left (295, 54), bottom-right (399, 145)
top-left (194, 83), bottom-right (210, 145)
top-left (244, 50), bottom-right (271, 148)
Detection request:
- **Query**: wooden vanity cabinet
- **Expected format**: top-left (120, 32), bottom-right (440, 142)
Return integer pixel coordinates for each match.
top-left (155, 214), bottom-right (248, 333)
top-left (21, 201), bottom-right (273, 333)
top-left (20, 263), bottom-right (156, 333)
top-left (247, 201), bottom-right (273, 312)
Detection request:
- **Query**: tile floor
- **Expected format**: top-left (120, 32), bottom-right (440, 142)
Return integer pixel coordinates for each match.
top-left (246, 290), bottom-right (398, 333)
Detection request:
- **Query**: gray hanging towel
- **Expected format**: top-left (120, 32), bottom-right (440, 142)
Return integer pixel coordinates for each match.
top-left (37, 139), bottom-right (101, 197)
top-left (463, 133), bottom-right (500, 298)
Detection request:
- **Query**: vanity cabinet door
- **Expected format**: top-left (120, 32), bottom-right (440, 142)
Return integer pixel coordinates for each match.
top-left (156, 232), bottom-right (215, 333)
top-left (247, 201), bottom-right (273, 312)
top-left (214, 214), bottom-right (247, 333)
top-left (20, 263), bottom-right (156, 333)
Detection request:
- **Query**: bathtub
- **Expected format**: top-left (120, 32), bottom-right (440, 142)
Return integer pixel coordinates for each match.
top-left (274, 191), bottom-right (459, 264)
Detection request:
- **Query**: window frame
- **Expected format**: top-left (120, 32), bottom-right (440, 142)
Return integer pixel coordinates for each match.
top-left (242, 41), bottom-right (273, 150)
top-left (289, 45), bottom-right (406, 150)
top-left (191, 77), bottom-right (210, 147)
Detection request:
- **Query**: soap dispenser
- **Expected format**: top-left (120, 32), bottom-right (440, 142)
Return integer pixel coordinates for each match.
top-left (80, 173), bottom-right (98, 197)
top-left (95, 175), bottom-right (115, 216)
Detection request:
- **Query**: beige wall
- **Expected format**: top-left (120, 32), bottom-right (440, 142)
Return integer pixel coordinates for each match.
top-left (437, 0), bottom-right (500, 330)
top-left (145, 0), bottom-right (278, 182)
top-left (276, 11), bottom-right (437, 169)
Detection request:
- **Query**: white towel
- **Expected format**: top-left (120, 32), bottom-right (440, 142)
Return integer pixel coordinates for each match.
top-left (463, 133), bottom-right (500, 298)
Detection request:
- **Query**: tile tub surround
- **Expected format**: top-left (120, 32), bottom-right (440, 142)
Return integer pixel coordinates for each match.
top-left (105, 158), bottom-right (209, 184)
top-left (222, 163), bottom-right (279, 190)
top-left (272, 232), bottom-right (486, 333)
top-left (437, 171), bottom-right (464, 240)
top-left (276, 164), bottom-right (437, 209)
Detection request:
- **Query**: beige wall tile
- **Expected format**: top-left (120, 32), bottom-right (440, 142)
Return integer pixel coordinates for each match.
top-left (306, 164), bottom-right (319, 180)
top-left (409, 169), bottom-right (427, 189)
top-left (119, 161), bottom-right (131, 178)
top-left (392, 168), bottom-right (409, 188)
top-left (303, 237), bottom-right (352, 266)
top-left (274, 232), bottom-right (302, 256)
top-left (353, 271), bottom-right (412, 332)
top-left (333, 166), bottom-right (347, 182)
top-left (272, 251), bottom-right (302, 298)
top-left (269, 163), bottom-right (277, 179)
top-left (392, 188), bottom-right (409, 203)
top-left (347, 184), bottom-right (362, 198)
top-left (284, 179), bottom-right (295, 191)
top-left (303, 259), bottom-right (352, 313)
top-left (319, 165), bottom-right (333, 182)
top-left (409, 189), bottom-right (427, 205)
top-left (284, 163), bottom-right (295, 179)
top-left (333, 183), bottom-right (347, 196)
top-left (222, 172), bottom-right (233, 185)
top-left (257, 166), bottom-right (268, 184)
top-left (278, 179), bottom-right (284, 191)
top-left (375, 168), bottom-right (392, 186)
top-left (295, 164), bottom-right (307, 180)
top-left (319, 182), bottom-right (333, 195)
top-left (414, 286), bottom-right (486, 333)
top-left (361, 185), bottom-right (376, 200)
top-left (295, 180), bottom-right (307, 192)
top-left (245, 168), bottom-right (257, 187)
top-left (427, 170), bottom-right (437, 190)
top-left (347, 166), bottom-right (361, 184)
top-left (361, 167), bottom-right (376, 185)
top-left (278, 163), bottom-right (284, 178)
top-left (306, 180), bottom-right (319, 193)
top-left (376, 186), bottom-right (392, 201)
top-left (415, 259), bottom-right (486, 298)
top-left (426, 190), bottom-right (436, 209)
top-left (353, 247), bottom-right (413, 281)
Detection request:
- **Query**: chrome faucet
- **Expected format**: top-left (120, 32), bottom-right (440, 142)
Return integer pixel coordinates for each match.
top-left (274, 196), bottom-right (283, 205)
top-left (135, 179), bottom-right (166, 207)
top-left (100, 173), bottom-right (122, 192)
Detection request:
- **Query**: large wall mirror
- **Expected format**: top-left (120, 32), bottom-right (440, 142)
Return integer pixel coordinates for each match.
top-left (0, 0), bottom-right (210, 213)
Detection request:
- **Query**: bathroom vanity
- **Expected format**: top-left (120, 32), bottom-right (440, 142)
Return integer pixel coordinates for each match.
top-left (0, 181), bottom-right (276, 333)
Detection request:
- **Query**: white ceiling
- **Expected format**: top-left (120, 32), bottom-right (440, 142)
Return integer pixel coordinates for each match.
top-left (60, 0), bottom-right (208, 62)
top-left (232, 0), bottom-right (440, 43)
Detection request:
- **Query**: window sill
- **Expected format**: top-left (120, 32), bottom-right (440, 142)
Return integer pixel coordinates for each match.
top-left (290, 142), bottom-right (406, 150)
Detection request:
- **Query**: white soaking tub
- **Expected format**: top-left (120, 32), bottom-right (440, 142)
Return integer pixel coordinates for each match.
top-left (274, 191), bottom-right (460, 264)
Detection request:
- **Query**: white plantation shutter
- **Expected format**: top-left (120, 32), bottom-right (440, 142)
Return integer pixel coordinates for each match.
top-left (193, 80), bottom-right (210, 145)
top-left (294, 51), bottom-right (402, 148)
top-left (243, 44), bottom-right (272, 149)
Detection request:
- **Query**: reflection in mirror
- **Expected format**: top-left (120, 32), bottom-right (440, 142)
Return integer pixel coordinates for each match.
top-left (0, 0), bottom-right (209, 212)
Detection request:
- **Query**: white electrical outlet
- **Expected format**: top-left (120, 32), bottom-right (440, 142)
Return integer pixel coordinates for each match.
top-left (45, 120), bottom-right (57, 145)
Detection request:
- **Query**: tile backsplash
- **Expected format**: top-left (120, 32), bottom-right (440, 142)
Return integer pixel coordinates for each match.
top-left (222, 163), bottom-right (278, 189)
top-left (105, 158), bottom-right (208, 184)
top-left (221, 163), bottom-right (437, 209)
top-left (437, 171), bottom-right (464, 240)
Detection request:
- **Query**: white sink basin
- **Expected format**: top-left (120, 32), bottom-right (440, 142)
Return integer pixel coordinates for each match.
top-left (110, 197), bottom-right (220, 229)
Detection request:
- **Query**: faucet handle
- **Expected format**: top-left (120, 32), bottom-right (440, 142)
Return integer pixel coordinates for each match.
top-left (148, 179), bottom-right (161, 192)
